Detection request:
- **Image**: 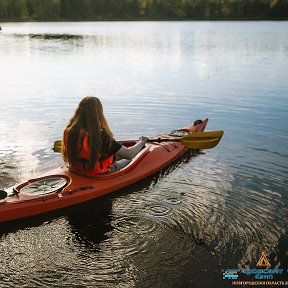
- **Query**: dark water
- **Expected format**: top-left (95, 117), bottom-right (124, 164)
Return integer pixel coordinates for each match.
top-left (0, 22), bottom-right (287, 287)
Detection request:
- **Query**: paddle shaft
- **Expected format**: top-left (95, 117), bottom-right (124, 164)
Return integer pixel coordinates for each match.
top-left (53, 137), bottom-right (181, 151)
top-left (148, 137), bottom-right (182, 143)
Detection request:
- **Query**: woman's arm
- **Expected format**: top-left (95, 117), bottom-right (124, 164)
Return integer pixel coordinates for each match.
top-left (115, 137), bottom-right (148, 160)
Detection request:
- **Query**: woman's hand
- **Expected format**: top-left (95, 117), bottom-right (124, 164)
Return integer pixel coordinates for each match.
top-left (139, 136), bottom-right (149, 143)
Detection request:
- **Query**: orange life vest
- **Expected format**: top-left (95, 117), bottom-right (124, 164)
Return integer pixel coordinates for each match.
top-left (63, 128), bottom-right (114, 175)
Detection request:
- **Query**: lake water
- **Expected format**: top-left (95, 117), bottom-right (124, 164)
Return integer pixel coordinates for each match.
top-left (0, 21), bottom-right (287, 287)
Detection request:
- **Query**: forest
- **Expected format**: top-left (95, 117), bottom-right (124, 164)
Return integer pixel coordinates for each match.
top-left (0, 0), bottom-right (287, 21)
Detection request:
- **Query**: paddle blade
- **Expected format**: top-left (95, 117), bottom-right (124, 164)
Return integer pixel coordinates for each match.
top-left (180, 130), bottom-right (224, 149)
top-left (53, 140), bottom-right (62, 153)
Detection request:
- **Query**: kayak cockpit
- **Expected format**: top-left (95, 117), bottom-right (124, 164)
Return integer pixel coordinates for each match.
top-left (65, 142), bottom-right (151, 179)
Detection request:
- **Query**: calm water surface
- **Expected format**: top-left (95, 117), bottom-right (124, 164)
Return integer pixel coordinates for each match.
top-left (0, 21), bottom-right (287, 287)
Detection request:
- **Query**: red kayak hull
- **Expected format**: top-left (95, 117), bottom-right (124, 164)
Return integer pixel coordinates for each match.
top-left (0, 119), bottom-right (208, 223)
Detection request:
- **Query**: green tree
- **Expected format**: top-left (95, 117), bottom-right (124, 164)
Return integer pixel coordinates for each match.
top-left (0, 0), bottom-right (287, 21)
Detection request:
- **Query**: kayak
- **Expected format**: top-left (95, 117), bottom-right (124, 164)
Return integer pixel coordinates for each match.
top-left (0, 119), bottom-right (209, 223)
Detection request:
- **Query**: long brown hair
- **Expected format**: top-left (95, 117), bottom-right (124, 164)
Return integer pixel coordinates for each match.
top-left (62, 96), bottom-right (113, 168)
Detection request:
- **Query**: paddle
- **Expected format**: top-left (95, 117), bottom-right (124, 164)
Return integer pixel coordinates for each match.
top-left (53, 131), bottom-right (224, 153)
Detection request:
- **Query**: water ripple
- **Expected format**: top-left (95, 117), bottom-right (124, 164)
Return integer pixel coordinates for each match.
top-left (112, 215), bottom-right (158, 235)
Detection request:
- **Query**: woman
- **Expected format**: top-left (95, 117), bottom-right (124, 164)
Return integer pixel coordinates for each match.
top-left (62, 96), bottom-right (147, 175)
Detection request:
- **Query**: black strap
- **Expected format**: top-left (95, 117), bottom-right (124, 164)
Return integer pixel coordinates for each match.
top-left (0, 190), bottom-right (8, 200)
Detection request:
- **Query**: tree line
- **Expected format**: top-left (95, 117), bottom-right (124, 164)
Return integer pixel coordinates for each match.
top-left (0, 0), bottom-right (287, 21)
